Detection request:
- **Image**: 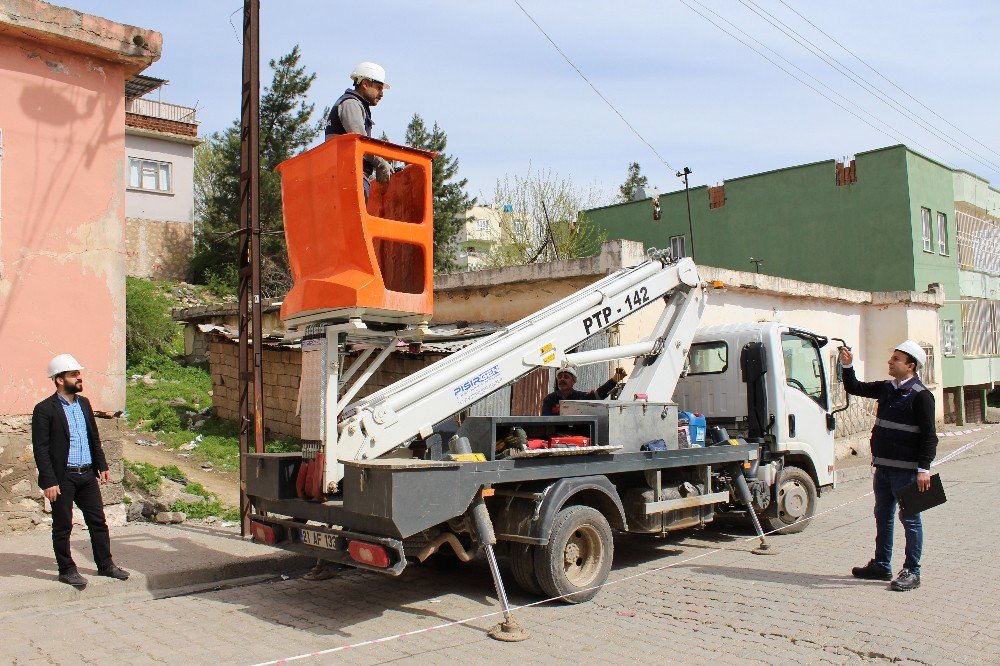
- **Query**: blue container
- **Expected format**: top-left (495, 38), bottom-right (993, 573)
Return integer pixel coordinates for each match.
top-left (678, 411), bottom-right (707, 446)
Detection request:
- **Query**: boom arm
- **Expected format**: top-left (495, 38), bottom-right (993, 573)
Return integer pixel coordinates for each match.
top-left (327, 253), bottom-right (706, 490)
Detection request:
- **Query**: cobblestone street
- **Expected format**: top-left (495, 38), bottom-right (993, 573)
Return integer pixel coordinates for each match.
top-left (3, 435), bottom-right (998, 666)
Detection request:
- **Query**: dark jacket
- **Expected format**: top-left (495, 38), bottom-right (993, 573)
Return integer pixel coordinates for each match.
top-left (842, 368), bottom-right (937, 469)
top-left (541, 379), bottom-right (618, 416)
top-left (32, 393), bottom-right (108, 489)
top-left (324, 88), bottom-right (373, 138)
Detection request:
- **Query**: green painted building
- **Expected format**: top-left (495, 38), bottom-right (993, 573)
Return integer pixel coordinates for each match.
top-left (585, 145), bottom-right (1000, 423)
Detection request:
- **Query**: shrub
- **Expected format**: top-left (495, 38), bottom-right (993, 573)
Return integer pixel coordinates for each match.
top-left (124, 461), bottom-right (162, 493)
top-left (204, 264), bottom-right (238, 298)
top-left (125, 278), bottom-right (179, 365)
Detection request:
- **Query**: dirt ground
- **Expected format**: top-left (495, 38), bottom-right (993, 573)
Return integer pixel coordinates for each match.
top-left (122, 430), bottom-right (241, 505)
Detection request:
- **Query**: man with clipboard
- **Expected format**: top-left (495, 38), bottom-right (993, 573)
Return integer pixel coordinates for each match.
top-left (839, 340), bottom-right (938, 592)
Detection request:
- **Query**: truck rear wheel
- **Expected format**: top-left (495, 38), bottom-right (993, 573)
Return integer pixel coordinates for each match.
top-left (760, 465), bottom-right (816, 534)
top-left (534, 505), bottom-right (613, 604)
top-left (510, 543), bottom-right (543, 596)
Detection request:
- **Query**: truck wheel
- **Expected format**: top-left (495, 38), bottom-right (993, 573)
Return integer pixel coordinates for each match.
top-left (760, 465), bottom-right (816, 534)
top-left (534, 505), bottom-right (613, 604)
top-left (510, 543), bottom-right (544, 596)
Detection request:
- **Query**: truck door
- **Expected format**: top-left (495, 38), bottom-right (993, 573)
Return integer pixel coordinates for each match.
top-left (778, 331), bottom-right (835, 486)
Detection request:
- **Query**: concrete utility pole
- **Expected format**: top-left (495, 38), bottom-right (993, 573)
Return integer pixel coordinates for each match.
top-left (677, 167), bottom-right (694, 260)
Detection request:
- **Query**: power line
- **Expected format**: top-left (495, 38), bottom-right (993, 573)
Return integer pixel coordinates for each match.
top-left (512, 0), bottom-right (678, 175)
top-left (677, 0), bottom-right (927, 154)
top-left (774, 0), bottom-right (1000, 166)
top-left (686, 0), bottom-right (942, 162)
top-left (737, 0), bottom-right (1000, 177)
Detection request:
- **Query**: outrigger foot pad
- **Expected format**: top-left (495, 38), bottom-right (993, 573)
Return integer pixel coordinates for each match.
top-left (752, 539), bottom-right (778, 555)
top-left (487, 618), bottom-right (531, 642)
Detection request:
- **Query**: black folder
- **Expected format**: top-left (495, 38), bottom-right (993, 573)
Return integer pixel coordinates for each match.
top-left (893, 473), bottom-right (946, 514)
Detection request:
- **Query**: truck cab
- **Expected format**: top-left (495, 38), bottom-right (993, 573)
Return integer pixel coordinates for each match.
top-left (675, 322), bottom-right (838, 532)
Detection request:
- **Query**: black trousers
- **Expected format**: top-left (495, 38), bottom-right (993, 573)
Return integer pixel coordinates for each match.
top-left (51, 469), bottom-right (112, 574)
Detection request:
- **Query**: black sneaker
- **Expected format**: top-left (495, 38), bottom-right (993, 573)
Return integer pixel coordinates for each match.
top-left (97, 564), bottom-right (130, 581)
top-left (58, 570), bottom-right (88, 588)
top-left (852, 559), bottom-right (892, 581)
top-left (890, 569), bottom-right (920, 591)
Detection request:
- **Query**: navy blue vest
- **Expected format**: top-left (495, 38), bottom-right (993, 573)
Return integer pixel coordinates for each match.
top-left (324, 88), bottom-right (373, 138)
top-left (870, 377), bottom-right (927, 468)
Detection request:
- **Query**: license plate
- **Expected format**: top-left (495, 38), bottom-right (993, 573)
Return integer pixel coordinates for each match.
top-left (300, 528), bottom-right (337, 550)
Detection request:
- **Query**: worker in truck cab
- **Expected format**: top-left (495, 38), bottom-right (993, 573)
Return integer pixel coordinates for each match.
top-left (324, 61), bottom-right (393, 200)
top-left (839, 340), bottom-right (937, 592)
top-left (541, 366), bottom-right (627, 416)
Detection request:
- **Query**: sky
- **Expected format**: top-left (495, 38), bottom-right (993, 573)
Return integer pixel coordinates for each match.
top-left (71, 0), bottom-right (1000, 203)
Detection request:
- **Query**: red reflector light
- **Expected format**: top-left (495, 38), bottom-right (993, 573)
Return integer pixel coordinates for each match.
top-left (250, 521), bottom-right (281, 545)
top-left (348, 540), bottom-right (390, 568)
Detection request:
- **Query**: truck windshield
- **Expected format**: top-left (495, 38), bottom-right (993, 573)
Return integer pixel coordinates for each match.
top-left (781, 333), bottom-right (827, 408)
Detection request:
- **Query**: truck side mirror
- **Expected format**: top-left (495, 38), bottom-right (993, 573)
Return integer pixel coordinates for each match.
top-left (741, 341), bottom-right (767, 382)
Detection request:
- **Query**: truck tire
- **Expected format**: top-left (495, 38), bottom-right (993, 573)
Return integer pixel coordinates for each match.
top-left (534, 505), bottom-right (613, 604)
top-left (510, 543), bottom-right (544, 596)
top-left (760, 465), bottom-right (816, 534)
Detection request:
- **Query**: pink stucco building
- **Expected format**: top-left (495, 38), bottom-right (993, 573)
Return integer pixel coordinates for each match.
top-left (0, 0), bottom-right (161, 532)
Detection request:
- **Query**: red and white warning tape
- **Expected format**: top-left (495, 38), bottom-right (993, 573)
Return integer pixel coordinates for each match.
top-left (939, 425), bottom-right (991, 438)
top-left (251, 429), bottom-right (997, 666)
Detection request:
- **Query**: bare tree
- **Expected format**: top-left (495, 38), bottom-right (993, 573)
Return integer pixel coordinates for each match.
top-left (481, 168), bottom-right (608, 269)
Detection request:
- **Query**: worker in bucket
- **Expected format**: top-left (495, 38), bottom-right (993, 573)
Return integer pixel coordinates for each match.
top-left (324, 61), bottom-right (393, 200)
top-left (541, 366), bottom-right (627, 416)
top-left (839, 340), bottom-right (937, 592)
top-left (32, 354), bottom-right (130, 588)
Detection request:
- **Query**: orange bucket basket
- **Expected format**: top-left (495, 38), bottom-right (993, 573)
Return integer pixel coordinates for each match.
top-left (277, 134), bottom-right (436, 327)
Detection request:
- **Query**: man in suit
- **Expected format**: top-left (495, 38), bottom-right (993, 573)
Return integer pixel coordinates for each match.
top-left (32, 354), bottom-right (129, 587)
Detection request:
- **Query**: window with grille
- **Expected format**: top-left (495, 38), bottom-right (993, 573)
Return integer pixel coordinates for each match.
top-left (919, 343), bottom-right (935, 384)
top-left (961, 299), bottom-right (997, 357)
top-left (937, 212), bottom-right (948, 255)
top-left (921, 207), bottom-right (932, 253)
top-left (128, 157), bottom-right (172, 193)
top-left (942, 320), bottom-right (956, 357)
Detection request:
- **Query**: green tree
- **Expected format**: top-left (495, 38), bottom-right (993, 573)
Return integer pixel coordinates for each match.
top-left (403, 114), bottom-right (475, 273)
top-left (192, 45), bottom-right (319, 296)
top-left (618, 162), bottom-right (649, 203)
top-left (482, 168), bottom-right (606, 269)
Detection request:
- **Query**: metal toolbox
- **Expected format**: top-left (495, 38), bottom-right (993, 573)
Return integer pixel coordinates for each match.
top-left (245, 453), bottom-right (302, 500)
top-left (559, 401), bottom-right (679, 452)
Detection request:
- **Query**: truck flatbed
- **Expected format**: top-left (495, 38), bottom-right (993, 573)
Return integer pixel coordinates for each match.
top-left (247, 443), bottom-right (756, 541)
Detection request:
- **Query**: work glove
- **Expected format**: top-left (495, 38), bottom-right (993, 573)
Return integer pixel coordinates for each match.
top-left (374, 157), bottom-right (392, 184)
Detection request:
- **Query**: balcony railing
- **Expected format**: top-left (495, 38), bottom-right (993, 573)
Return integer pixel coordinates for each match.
top-left (956, 210), bottom-right (1000, 275)
top-left (126, 98), bottom-right (198, 125)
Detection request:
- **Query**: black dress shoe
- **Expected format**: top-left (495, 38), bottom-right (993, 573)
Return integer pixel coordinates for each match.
top-left (97, 565), bottom-right (130, 581)
top-left (852, 559), bottom-right (893, 580)
top-left (58, 570), bottom-right (88, 587)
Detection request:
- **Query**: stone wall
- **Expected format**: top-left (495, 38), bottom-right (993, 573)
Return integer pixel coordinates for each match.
top-left (125, 112), bottom-right (198, 137)
top-left (208, 337), bottom-right (446, 441)
top-left (125, 217), bottom-right (193, 280)
top-left (209, 339), bottom-right (303, 439)
top-left (0, 414), bottom-right (126, 535)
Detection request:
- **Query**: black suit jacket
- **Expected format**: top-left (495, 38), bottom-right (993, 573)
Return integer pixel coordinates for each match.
top-left (32, 393), bottom-right (108, 489)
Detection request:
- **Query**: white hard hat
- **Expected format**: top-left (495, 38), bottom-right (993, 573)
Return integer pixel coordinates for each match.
top-left (48, 353), bottom-right (83, 378)
top-left (556, 366), bottom-right (578, 379)
top-left (894, 340), bottom-right (926, 371)
top-left (350, 61), bottom-right (389, 89)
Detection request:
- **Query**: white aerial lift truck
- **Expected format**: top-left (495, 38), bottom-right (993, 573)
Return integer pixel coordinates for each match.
top-left (246, 243), bottom-right (842, 638)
